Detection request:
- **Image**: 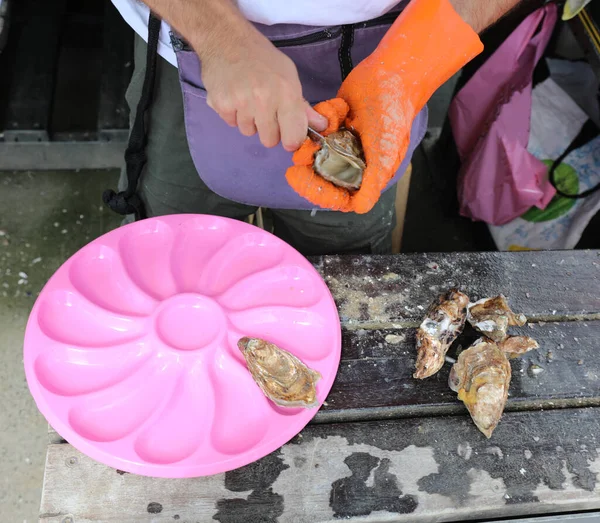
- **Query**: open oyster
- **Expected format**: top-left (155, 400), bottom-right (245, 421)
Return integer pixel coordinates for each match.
top-left (414, 289), bottom-right (470, 379)
top-left (499, 335), bottom-right (539, 359)
top-left (238, 337), bottom-right (322, 408)
top-left (467, 295), bottom-right (527, 343)
top-left (449, 338), bottom-right (511, 438)
top-left (313, 129), bottom-right (366, 190)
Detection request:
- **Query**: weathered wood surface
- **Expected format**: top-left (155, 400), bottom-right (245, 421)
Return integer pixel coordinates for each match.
top-left (41, 408), bottom-right (600, 523)
top-left (318, 251), bottom-right (600, 327)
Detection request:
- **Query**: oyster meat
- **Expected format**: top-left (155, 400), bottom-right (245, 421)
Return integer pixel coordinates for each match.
top-left (314, 129), bottom-right (366, 190)
top-left (499, 335), bottom-right (539, 359)
top-left (238, 337), bottom-right (322, 408)
top-left (414, 289), bottom-right (470, 379)
top-left (467, 295), bottom-right (527, 343)
top-left (449, 338), bottom-right (511, 438)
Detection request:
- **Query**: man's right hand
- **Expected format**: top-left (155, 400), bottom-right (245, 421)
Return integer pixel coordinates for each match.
top-left (141, 0), bottom-right (327, 151)
top-left (200, 33), bottom-right (328, 151)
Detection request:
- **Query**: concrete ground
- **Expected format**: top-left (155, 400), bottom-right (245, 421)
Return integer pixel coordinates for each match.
top-left (0, 169), bottom-right (121, 522)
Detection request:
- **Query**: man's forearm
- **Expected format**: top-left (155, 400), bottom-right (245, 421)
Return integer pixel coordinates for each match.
top-left (141, 0), bottom-right (260, 61)
top-left (142, 0), bottom-right (519, 60)
top-left (450, 0), bottom-right (522, 33)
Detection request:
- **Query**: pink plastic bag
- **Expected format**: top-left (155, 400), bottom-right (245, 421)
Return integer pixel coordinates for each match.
top-left (449, 4), bottom-right (558, 225)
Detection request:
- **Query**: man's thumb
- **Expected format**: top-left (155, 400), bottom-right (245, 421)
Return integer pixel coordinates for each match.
top-left (306, 106), bottom-right (328, 132)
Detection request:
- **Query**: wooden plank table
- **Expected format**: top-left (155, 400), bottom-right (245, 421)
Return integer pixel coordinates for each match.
top-left (40, 251), bottom-right (600, 522)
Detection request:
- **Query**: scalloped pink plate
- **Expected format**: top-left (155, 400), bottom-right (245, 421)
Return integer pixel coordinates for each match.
top-left (24, 215), bottom-right (341, 478)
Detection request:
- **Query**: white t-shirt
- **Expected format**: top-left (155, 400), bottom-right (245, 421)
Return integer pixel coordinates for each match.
top-left (111, 0), bottom-right (402, 67)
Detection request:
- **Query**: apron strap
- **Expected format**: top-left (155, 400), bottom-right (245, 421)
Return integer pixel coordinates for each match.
top-left (103, 12), bottom-right (161, 220)
top-left (548, 118), bottom-right (600, 199)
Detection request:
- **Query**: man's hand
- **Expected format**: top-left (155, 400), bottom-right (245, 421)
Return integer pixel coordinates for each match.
top-left (200, 31), bottom-right (328, 151)
top-left (286, 0), bottom-right (485, 214)
top-left (286, 0), bottom-right (522, 213)
top-left (140, 0), bottom-right (327, 151)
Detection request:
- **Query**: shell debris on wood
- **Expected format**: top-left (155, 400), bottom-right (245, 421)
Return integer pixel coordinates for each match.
top-left (238, 337), bottom-right (322, 408)
top-left (449, 338), bottom-right (512, 438)
top-left (467, 295), bottom-right (527, 343)
top-left (314, 129), bottom-right (366, 190)
top-left (414, 289), bottom-right (470, 379)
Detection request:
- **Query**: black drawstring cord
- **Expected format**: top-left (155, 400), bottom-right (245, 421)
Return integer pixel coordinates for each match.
top-left (103, 12), bottom-right (161, 220)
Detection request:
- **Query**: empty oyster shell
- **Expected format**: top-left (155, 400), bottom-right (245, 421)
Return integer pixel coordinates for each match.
top-left (467, 295), bottom-right (527, 343)
top-left (237, 337), bottom-right (322, 408)
top-left (499, 335), bottom-right (539, 359)
top-left (314, 129), bottom-right (366, 190)
top-left (448, 338), bottom-right (511, 438)
top-left (414, 289), bottom-right (470, 379)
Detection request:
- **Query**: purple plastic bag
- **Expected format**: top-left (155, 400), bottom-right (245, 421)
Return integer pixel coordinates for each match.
top-left (449, 4), bottom-right (558, 226)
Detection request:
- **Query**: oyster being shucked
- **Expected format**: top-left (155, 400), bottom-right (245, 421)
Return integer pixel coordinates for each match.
top-left (467, 295), bottom-right (527, 343)
top-left (314, 129), bottom-right (366, 190)
top-left (449, 338), bottom-right (511, 438)
top-left (414, 289), bottom-right (470, 379)
top-left (238, 337), bottom-right (322, 408)
top-left (499, 335), bottom-right (539, 359)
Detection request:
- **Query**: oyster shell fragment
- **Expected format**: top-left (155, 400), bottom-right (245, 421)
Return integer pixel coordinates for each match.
top-left (414, 289), bottom-right (470, 379)
top-left (499, 335), bottom-right (539, 359)
top-left (449, 338), bottom-right (511, 438)
top-left (314, 129), bottom-right (366, 190)
top-left (238, 337), bottom-right (322, 409)
top-left (467, 295), bottom-right (527, 343)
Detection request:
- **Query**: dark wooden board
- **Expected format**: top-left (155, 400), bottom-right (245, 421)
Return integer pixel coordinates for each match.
top-left (44, 251), bottom-right (600, 434)
top-left (40, 251), bottom-right (600, 521)
top-left (318, 321), bottom-right (600, 422)
top-left (40, 407), bottom-right (600, 522)
top-left (318, 251), bottom-right (600, 328)
top-left (47, 320), bottom-right (600, 437)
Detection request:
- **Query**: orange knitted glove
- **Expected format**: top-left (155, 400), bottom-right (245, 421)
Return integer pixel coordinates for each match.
top-left (286, 0), bottom-right (484, 214)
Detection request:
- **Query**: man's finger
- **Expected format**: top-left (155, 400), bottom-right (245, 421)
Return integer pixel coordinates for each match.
top-left (255, 110), bottom-right (281, 148)
top-left (220, 110), bottom-right (238, 127)
top-left (207, 96), bottom-right (238, 127)
top-left (306, 105), bottom-right (328, 132)
top-left (237, 110), bottom-right (258, 137)
top-left (278, 101), bottom-right (308, 152)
